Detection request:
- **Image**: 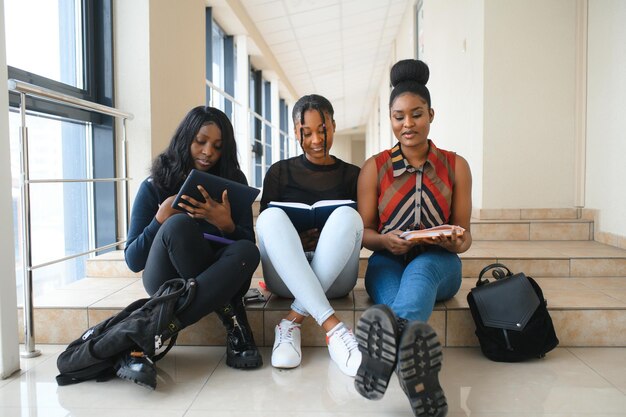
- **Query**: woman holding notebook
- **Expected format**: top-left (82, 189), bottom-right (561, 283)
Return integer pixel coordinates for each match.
top-left (354, 59), bottom-right (473, 417)
top-left (256, 94), bottom-right (363, 377)
top-left (123, 106), bottom-right (262, 389)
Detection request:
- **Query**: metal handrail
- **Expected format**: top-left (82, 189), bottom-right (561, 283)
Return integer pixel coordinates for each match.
top-left (29, 240), bottom-right (126, 271)
top-left (8, 79), bottom-right (133, 358)
top-left (28, 177), bottom-right (129, 184)
top-left (8, 79), bottom-right (133, 120)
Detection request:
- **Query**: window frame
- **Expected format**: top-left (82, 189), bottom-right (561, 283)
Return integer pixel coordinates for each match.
top-left (7, 0), bottom-right (113, 124)
top-left (7, 0), bottom-right (116, 257)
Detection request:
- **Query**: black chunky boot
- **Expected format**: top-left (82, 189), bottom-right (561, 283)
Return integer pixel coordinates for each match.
top-left (354, 304), bottom-right (399, 400)
top-left (115, 350), bottom-right (157, 390)
top-left (396, 321), bottom-right (447, 417)
top-left (216, 298), bottom-right (263, 369)
top-left (396, 317), bottom-right (408, 335)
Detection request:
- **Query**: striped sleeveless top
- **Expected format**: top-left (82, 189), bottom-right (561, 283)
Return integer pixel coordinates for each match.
top-left (375, 140), bottom-right (456, 233)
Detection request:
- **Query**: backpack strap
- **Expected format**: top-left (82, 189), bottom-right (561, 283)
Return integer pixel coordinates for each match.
top-left (55, 359), bottom-right (116, 386)
top-left (477, 263), bottom-right (513, 287)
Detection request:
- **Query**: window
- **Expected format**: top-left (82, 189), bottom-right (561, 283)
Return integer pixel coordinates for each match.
top-left (250, 68), bottom-right (263, 187)
top-left (279, 99), bottom-right (289, 160)
top-left (5, 0), bottom-right (83, 88)
top-left (5, 0), bottom-right (115, 300)
top-left (206, 11), bottom-right (236, 120)
top-left (263, 81), bottom-right (272, 170)
top-left (211, 20), bottom-right (226, 110)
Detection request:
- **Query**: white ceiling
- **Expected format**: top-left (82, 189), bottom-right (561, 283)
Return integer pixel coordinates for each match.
top-left (210, 0), bottom-right (411, 133)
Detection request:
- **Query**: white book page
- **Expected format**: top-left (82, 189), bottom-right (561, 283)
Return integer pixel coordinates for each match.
top-left (311, 199), bottom-right (355, 208)
top-left (268, 201), bottom-right (312, 209)
top-left (400, 225), bottom-right (465, 240)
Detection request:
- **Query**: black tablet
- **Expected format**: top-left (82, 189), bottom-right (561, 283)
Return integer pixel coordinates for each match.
top-left (171, 169), bottom-right (260, 222)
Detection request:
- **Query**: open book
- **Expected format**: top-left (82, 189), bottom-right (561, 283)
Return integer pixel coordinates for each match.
top-left (400, 225), bottom-right (465, 241)
top-left (268, 200), bottom-right (356, 232)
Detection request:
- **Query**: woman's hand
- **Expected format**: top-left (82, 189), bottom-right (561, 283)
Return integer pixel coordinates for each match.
top-left (382, 230), bottom-right (416, 255)
top-left (155, 195), bottom-right (181, 224)
top-left (177, 186), bottom-right (236, 233)
top-left (299, 228), bottom-right (320, 252)
top-left (421, 228), bottom-right (468, 253)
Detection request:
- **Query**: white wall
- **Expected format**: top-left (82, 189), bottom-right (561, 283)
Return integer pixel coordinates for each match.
top-left (586, 0), bottom-right (626, 237)
top-left (149, 0), bottom-right (205, 155)
top-left (371, 0), bottom-right (584, 211)
top-left (0, 0), bottom-right (20, 378)
top-left (333, 132), bottom-right (365, 168)
top-left (365, 0), bottom-right (416, 157)
top-left (420, 0), bottom-right (485, 211)
top-left (482, 0), bottom-right (578, 209)
top-left (114, 0), bottom-right (205, 204)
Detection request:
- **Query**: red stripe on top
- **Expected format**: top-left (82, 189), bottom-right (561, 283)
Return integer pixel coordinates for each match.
top-left (374, 140), bottom-right (456, 232)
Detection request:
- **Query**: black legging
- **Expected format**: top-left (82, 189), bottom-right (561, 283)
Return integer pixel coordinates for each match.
top-left (142, 214), bottom-right (260, 327)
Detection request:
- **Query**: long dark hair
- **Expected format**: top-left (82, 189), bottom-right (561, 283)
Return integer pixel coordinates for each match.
top-left (389, 59), bottom-right (431, 108)
top-left (150, 106), bottom-right (240, 194)
top-left (292, 94), bottom-right (334, 156)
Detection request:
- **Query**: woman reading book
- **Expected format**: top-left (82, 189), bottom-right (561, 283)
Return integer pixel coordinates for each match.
top-left (123, 106), bottom-right (262, 389)
top-left (354, 59), bottom-right (473, 417)
top-left (256, 94), bottom-right (363, 376)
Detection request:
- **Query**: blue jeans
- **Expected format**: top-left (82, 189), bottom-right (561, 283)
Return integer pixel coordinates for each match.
top-left (365, 247), bottom-right (462, 322)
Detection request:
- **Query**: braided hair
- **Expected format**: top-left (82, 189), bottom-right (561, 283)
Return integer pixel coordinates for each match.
top-left (389, 59), bottom-right (431, 109)
top-left (291, 94), bottom-right (334, 156)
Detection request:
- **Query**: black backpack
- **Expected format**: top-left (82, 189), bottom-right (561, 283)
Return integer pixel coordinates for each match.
top-left (56, 278), bottom-right (196, 385)
top-left (466, 263), bottom-right (559, 362)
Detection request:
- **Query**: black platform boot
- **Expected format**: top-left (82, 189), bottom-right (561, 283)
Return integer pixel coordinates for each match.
top-left (216, 298), bottom-right (263, 369)
top-left (396, 321), bottom-right (447, 417)
top-left (115, 350), bottom-right (157, 390)
top-left (354, 304), bottom-right (399, 400)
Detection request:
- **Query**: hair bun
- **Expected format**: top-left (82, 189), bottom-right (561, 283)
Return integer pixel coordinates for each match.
top-left (390, 59), bottom-right (429, 87)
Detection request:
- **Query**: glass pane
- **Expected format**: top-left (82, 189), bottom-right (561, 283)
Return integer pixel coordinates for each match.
top-left (9, 112), bottom-right (90, 300)
top-left (4, 0), bottom-right (83, 88)
top-left (212, 22), bottom-right (225, 89)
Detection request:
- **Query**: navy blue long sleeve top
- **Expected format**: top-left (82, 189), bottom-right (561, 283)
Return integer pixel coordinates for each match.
top-left (124, 170), bottom-right (255, 273)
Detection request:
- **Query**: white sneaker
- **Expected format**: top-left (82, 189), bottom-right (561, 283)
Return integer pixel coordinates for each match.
top-left (327, 323), bottom-right (362, 377)
top-left (271, 319), bottom-right (302, 369)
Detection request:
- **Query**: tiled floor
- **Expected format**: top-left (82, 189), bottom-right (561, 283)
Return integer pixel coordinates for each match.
top-left (1, 344), bottom-right (625, 416)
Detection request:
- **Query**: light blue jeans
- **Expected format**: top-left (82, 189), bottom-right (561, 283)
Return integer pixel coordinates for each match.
top-left (365, 247), bottom-right (462, 322)
top-left (256, 206), bottom-right (363, 326)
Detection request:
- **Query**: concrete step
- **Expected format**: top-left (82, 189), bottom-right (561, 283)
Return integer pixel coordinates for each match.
top-left (18, 275), bottom-right (626, 348)
top-left (253, 202), bottom-right (593, 241)
top-left (18, 240), bottom-right (626, 348)
top-left (88, 240), bottom-right (626, 279)
top-left (469, 218), bottom-right (593, 241)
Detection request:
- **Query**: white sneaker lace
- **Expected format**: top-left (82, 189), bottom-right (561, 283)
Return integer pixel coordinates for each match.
top-left (277, 321), bottom-right (297, 345)
top-left (336, 327), bottom-right (359, 354)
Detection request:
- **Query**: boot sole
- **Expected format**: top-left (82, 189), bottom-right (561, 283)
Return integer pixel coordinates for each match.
top-left (226, 354), bottom-right (263, 369)
top-left (397, 321), bottom-right (447, 417)
top-left (115, 366), bottom-right (156, 390)
top-left (354, 305), bottom-right (398, 400)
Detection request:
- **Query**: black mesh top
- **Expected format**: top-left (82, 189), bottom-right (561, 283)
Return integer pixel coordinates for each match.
top-left (260, 154), bottom-right (360, 211)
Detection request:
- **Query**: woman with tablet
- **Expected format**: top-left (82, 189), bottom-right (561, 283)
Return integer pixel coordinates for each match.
top-left (255, 94), bottom-right (363, 377)
top-left (123, 106), bottom-right (262, 389)
top-left (354, 59), bottom-right (472, 417)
